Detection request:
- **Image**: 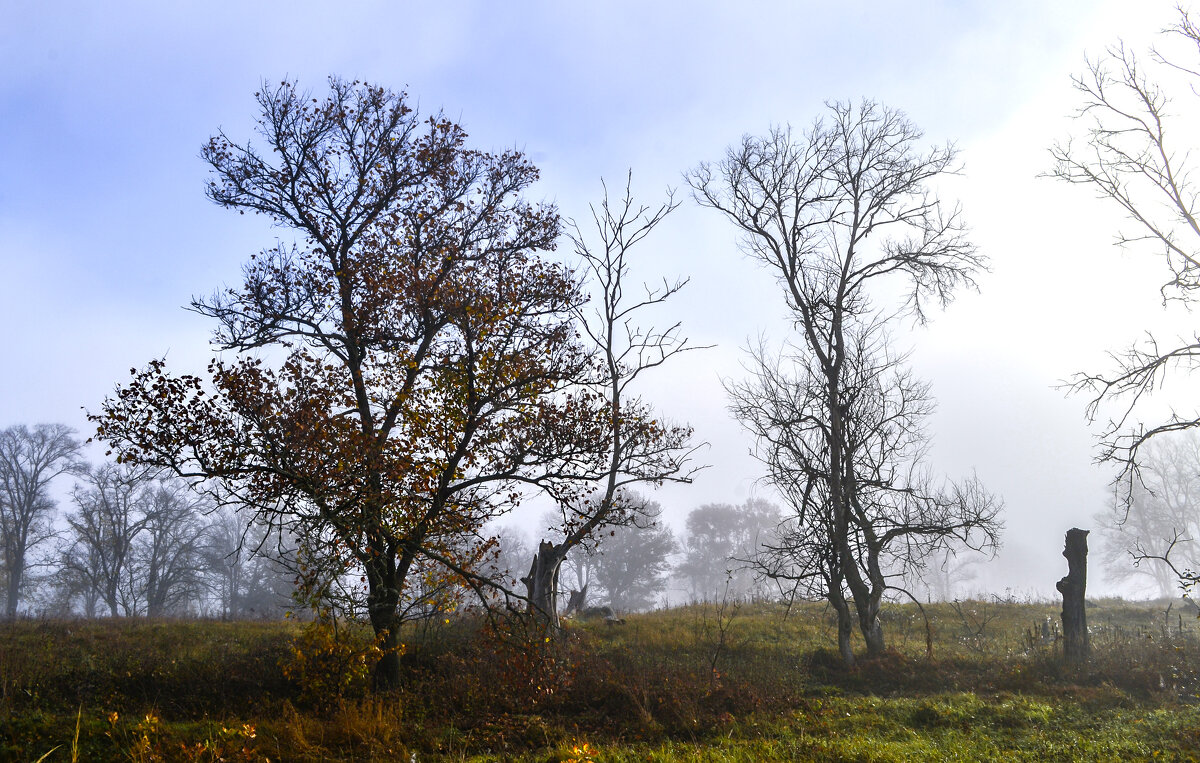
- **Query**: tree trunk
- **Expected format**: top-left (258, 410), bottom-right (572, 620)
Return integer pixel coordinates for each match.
top-left (1056, 527), bottom-right (1090, 664)
top-left (565, 585), bottom-right (589, 616)
top-left (862, 612), bottom-right (885, 657)
top-left (840, 538), bottom-right (886, 657)
top-left (830, 587), bottom-right (856, 666)
top-left (3, 549), bottom-right (22, 618)
top-left (860, 583), bottom-right (886, 657)
top-left (4, 576), bottom-right (18, 619)
top-left (523, 540), bottom-right (567, 628)
top-left (146, 566), bottom-right (161, 618)
top-left (366, 556), bottom-right (403, 691)
top-left (228, 563), bottom-right (241, 619)
top-left (374, 624), bottom-right (403, 690)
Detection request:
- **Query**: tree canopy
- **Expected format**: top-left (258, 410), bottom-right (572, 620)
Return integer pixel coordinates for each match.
top-left (93, 78), bottom-right (622, 687)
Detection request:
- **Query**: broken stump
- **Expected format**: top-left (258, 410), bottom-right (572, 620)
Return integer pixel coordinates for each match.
top-left (1056, 527), bottom-right (1090, 663)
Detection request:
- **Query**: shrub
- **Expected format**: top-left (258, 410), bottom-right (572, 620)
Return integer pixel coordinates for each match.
top-left (280, 614), bottom-right (388, 709)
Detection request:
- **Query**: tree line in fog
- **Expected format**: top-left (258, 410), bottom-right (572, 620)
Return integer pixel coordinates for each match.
top-left (0, 423), bottom-right (291, 619)
top-left (2, 420), bottom-right (1017, 621)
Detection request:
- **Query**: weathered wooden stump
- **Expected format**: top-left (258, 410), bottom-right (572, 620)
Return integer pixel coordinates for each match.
top-left (1056, 527), bottom-right (1090, 663)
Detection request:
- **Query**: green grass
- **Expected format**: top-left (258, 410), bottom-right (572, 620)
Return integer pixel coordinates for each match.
top-left (2, 599), bottom-right (1199, 761)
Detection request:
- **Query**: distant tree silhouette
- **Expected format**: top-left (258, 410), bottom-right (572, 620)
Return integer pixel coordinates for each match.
top-left (590, 495), bottom-right (677, 612)
top-left (1093, 431), bottom-right (1200, 597)
top-left (61, 463), bottom-right (151, 617)
top-left (138, 478), bottom-right (210, 617)
top-left (0, 423), bottom-right (81, 618)
top-left (677, 498), bottom-right (779, 601)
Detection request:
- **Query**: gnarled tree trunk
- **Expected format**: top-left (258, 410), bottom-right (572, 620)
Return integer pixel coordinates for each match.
top-left (523, 540), bottom-right (568, 628)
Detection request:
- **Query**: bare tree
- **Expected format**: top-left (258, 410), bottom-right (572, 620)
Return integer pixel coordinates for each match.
top-left (61, 463), bottom-right (151, 616)
top-left (689, 101), bottom-right (1002, 664)
top-left (523, 174), bottom-right (703, 626)
top-left (0, 424), bottom-right (81, 618)
top-left (559, 546), bottom-right (597, 603)
top-left (202, 507), bottom-right (249, 618)
top-left (46, 543), bottom-right (104, 617)
top-left (486, 524), bottom-right (534, 589)
top-left (1094, 430), bottom-right (1200, 596)
top-left (908, 542), bottom-right (984, 602)
top-left (528, 509), bottom-right (599, 610)
top-left (1049, 8), bottom-right (1200, 499)
top-left (202, 507), bottom-right (294, 619)
top-left (139, 478), bottom-right (210, 617)
top-left (56, 468), bottom-right (230, 618)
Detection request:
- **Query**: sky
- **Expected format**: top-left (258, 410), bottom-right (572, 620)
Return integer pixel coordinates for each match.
top-left (2, 0), bottom-right (1196, 598)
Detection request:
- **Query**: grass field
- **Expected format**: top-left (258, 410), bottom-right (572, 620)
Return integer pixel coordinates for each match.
top-left (2, 598), bottom-right (1199, 761)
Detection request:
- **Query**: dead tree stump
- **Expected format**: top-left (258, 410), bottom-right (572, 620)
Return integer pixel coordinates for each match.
top-left (1055, 528), bottom-right (1090, 663)
top-left (523, 540), bottom-right (566, 628)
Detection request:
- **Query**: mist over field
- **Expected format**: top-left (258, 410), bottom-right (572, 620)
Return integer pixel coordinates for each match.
top-left (3, 3), bottom-right (1200, 758)
top-left (3, 1), bottom-right (1195, 606)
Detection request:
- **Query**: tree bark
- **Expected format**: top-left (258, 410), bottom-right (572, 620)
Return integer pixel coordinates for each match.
top-left (146, 564), bottom-right (162, 618)
top-left (1056, 527), bottom-right (1090, 663)
top-left (565, 585), bottom-right (588, 615)
top-left (840, 541), bottom-right (888, 657)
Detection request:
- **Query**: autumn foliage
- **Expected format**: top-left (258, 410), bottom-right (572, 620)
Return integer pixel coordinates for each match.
top-left (92, 78), bottom-right (626, 687)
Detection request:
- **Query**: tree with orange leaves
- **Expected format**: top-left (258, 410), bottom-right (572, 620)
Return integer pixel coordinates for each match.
top-left (93, 78), bottom-right (618, 688)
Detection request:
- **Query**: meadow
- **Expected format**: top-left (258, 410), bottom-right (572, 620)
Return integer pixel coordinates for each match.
top-left (2, 598), bottom-right (1199, 761)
